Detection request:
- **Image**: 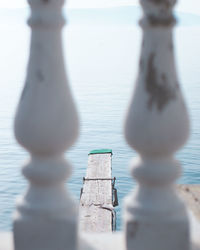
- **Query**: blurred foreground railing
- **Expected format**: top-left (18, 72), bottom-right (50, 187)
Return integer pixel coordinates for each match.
top-left (0, 0), bottom-right (198, 250)
top-left (13, 0), bottom-right (79, 249)
top-left (124, 0), bottom-right (190, 249)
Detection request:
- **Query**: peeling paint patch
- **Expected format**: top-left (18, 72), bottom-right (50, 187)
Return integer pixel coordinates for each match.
top-left (145, 53), bottom-right (176, 111)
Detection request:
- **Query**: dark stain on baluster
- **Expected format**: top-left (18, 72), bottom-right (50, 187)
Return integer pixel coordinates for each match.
top-left (36, 69), bottom-right (45, 82)
top-left (146, 53), bottom-right (176, 111)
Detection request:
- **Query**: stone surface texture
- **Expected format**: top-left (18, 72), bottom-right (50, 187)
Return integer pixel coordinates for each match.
top-left (124, 0), bottom-right (190, 249)
top-left (13, 0), bottom-right (79, 249)
top-left (80, 153), bottom-right (113, 232)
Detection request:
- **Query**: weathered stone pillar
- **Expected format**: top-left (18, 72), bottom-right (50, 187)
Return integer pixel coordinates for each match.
top-left (124, 0), bottom-right (190, 249)
top-left (13, 0), bottom-right (79, 249)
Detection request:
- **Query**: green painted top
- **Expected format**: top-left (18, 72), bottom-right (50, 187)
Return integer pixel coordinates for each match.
top-left (89, 149), bottom-right (113, 155)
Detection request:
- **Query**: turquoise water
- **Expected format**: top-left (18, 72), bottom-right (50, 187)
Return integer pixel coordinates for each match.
top-left (0, 8), bottom-right (200, 231)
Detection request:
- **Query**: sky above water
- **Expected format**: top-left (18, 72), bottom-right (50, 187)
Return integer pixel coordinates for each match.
top-left (0, 0), bottom-right (200, 16)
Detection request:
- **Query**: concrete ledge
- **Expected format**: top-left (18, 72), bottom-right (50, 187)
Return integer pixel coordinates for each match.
top-left (2, 185), bottom-right (200, 250)
top-left (1, 224), bottom-right (200, 250)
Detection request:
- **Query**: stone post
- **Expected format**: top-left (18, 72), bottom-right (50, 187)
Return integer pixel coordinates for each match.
top-left (124, 0), bottom-right (190, 249)
top-left (13, 0), bottom-right (79, 249)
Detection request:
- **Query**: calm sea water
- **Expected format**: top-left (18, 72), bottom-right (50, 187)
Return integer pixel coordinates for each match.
top-left (0, 8), bottom-right (200, 231)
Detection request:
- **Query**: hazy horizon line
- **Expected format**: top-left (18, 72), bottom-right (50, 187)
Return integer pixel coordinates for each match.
top-left (1, 5), bottom-right (200, 18)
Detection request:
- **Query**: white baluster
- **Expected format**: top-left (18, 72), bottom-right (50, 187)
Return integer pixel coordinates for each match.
top-left (124, 0), bottom-right (190, 249)
top-left (13, 0), bottom-right (79, 249)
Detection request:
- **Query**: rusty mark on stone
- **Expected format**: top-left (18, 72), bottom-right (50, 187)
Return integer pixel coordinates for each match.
top-left (146, 53), bottom-right (176, 111)
top-left (127, 221), bottom-right (139, 238)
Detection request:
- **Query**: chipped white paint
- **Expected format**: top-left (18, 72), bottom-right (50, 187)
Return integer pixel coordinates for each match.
top-left (79, 153), bottom-right (113, 232)
top-left (13, 0), bottom-right (79, 249)
top-left (124, 0), bottom-right (190, 250)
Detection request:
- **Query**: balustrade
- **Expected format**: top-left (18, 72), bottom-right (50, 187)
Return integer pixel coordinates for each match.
top-left (0, 0), bottom-right (196, 249)
top-left (124, 0), bottom-right (190, 249)
top-left (13, 0), bottom-right (79, 250)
